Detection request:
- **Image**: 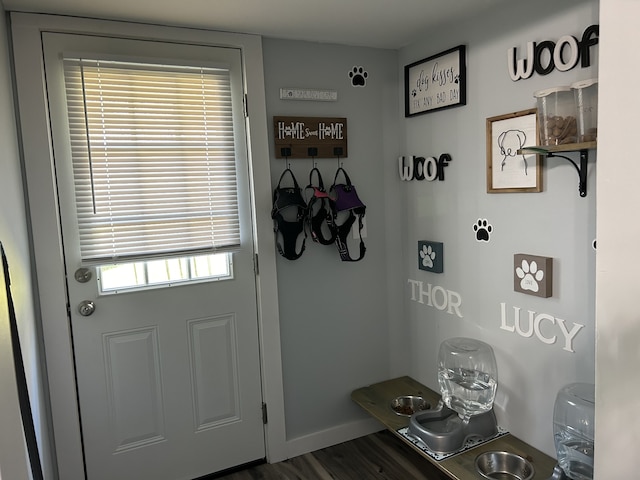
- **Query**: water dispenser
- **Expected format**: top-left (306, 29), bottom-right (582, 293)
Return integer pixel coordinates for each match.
top-left (408, 337), bottom-right (499, 453)
top-left (549, 382), bottom-right (595, 480)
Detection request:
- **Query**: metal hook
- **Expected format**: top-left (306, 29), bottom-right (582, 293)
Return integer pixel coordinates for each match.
top-left (333, 147), bottom-right (344, 168)
top-left (307, 147), bottom-right (318, 169)
top-left (281, 147), bottom-right (292, 170)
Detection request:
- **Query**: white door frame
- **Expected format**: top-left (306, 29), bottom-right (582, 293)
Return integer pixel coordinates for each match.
top-left (10, 13), bottom-right (286, 479)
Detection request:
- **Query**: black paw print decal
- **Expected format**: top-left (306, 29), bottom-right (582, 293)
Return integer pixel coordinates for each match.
top-left (473, 218), bottom-right (493, 242)
top-left (349, 66), bottom-right (368, 87)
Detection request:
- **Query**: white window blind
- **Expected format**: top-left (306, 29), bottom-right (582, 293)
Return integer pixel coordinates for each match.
top-left (63, 58), bottom-right (241, 264)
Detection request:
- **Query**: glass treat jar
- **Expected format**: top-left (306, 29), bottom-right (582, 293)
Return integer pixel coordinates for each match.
top-left (534, 86), bottom-right (577, 146)
top-left (571, 79), bottom-right (598, 143)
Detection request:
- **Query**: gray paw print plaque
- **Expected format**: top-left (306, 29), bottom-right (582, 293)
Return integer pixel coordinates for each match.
top-left (514, 253), bottom-right (552, 298)
top-left (418, 241), bottom-right (443, 273)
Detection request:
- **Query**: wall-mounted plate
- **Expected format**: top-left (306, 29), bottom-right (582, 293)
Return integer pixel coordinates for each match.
top-left (418, 241), bottom-right (443, 273)
top-left (280, 88), bottom-right (338, 101)
top-left (514, 253), bottom-right (552, 297)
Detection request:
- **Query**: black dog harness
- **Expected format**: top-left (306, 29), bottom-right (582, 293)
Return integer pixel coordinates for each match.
top-left (271, 168), bottom-right (307, 260)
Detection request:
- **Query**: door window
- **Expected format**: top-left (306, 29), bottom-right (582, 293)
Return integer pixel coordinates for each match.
top-left (97, 252), bottom-right (232, 294)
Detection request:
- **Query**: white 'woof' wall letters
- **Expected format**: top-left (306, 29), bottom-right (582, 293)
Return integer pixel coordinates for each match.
top-left (399, 154), bottom-right (451, 181)
top-left (508, 24), bottom-right (599, 81)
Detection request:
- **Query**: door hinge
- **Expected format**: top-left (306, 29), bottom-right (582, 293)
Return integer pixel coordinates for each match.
top-left (243, 94), bottom-right (249, 117)
top-left (262, 402), bottom-right (268, 424)
top-left (254, 253), bottom-right (259, 275)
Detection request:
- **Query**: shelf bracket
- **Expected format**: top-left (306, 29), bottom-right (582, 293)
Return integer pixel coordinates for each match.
top-left (547, 149), bottom-right (589, 197)
top-left (519, 145), bottom-right (591, 197)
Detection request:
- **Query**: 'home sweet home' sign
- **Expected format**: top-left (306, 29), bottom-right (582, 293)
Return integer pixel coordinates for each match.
top-left (274, 116), bottom-right (348, 158)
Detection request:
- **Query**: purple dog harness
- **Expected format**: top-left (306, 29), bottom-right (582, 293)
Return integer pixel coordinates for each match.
top-left (329, 167), bottom-right (366, 262)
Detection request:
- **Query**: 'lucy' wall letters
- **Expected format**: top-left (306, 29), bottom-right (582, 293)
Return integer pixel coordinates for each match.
top-left (500, 303), bottom-right (584, 352)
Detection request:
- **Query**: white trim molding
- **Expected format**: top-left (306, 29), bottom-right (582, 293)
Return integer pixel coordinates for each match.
top-left (286, 418), bottom-right (383, 460)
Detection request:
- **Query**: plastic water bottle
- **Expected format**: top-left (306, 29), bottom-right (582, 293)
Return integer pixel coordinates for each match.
top-left (552, 383), bottom-right (595, 480)
top-left (437, 337), bottom-right (498, 420)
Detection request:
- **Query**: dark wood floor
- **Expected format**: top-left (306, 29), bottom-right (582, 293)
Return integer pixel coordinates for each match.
top-left (211, 430), bottom-right (451, 480)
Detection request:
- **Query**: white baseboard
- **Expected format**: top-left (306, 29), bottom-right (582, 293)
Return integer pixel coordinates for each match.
top-left (285, 417), bottom-right (384, 459)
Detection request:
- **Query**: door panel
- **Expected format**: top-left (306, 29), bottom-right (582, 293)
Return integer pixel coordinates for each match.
top-left (104, 327), bottom-right (165, 452)
top-left (42, 32), bottom-right (265, 480)
top-left (189, 315), bottom-right (240, 428)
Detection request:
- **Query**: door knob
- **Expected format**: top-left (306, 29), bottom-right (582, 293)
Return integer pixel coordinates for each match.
top-left (78, 300), bottom-right (96, 316)
top-left (74, 267), bottom-right (92, 283)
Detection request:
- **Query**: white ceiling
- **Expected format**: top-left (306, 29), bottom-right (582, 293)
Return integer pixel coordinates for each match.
top-left (2, 0), bottom-right (511, 49)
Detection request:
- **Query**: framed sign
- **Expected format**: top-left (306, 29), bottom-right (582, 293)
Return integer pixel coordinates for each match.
top-left (486, 108), bottom-right (542, 193)
top-left (404, 45), bottom-right (466, 117)
top-left (273, 116), bottom-right (347, 158)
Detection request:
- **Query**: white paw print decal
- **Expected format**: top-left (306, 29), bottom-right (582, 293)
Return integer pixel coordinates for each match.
top-left (516, 259), bottom-right (544, 292)
top-left (420, 244), bottom-right (436, 268)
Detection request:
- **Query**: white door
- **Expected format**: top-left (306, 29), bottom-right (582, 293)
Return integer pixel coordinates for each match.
top-left (42, 32), bottom-right (265, 480)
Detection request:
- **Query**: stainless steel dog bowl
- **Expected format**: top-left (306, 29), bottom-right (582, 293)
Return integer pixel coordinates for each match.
top-left (475, 451), bottom-right (535, 480)
top-left (390, 395), bottom-right (430, 416)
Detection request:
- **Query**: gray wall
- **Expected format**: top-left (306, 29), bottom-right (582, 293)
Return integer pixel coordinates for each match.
top-left (262, 39), bottom-right (400, 440)
top-left (399, 0), bottom-right (598, 456)
top-left (0, 6), bottom-right (53, 478)
top-left (1, 0), bottom-right (614, 474)
top-left (263, 0), bottom-right (599, 457)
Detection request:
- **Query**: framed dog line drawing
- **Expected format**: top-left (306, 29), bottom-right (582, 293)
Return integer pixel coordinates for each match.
top-left (486, 108), bottom-right (542, 193)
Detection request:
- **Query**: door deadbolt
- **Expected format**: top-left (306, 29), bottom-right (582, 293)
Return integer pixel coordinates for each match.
top-left (74, 267), bottom-right (92, 283)
top-left (78, 300), bottom-right (96, 317)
